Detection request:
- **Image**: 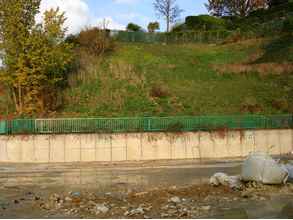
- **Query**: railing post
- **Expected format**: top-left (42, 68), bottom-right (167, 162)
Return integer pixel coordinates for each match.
top-left (7, 119), bottom-right (12, 135)
top-left (143, 116), bottom-right (151, 132)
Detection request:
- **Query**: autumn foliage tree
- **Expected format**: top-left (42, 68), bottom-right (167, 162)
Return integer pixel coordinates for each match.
top-left (206, 0), bottom-right (268, 17)
top-left (0, 0), bottom-right (73, 116)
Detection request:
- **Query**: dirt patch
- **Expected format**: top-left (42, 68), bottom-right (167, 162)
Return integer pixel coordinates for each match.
top-left (212, 63), bottom-right (293, 76)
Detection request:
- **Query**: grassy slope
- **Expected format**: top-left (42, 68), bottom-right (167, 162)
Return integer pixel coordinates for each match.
top-left (61, 38), bottom-right (293, 117)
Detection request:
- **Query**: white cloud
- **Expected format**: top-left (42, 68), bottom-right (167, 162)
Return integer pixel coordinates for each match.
top-left (37, 0), bottom-right (125, 34)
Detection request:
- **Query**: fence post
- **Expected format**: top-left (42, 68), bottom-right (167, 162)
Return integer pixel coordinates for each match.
top-left (143, 116), bottom-right (151, 132)
top-left (7, 120), bottom-right (11, 135)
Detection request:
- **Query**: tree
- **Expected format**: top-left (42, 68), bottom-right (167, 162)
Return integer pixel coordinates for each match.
top-left (205, 0), bottom-right (268, 17)
top-left (147, 22), bottom-right (160, 32)
top-left (126, 23), bottom-right (142, 32)
top-left (153, 0), bottom-right (183, 32)
top-left (0, 0), bottom-right (73, 115)
top-left (268, 0), bottom-right (288, 7)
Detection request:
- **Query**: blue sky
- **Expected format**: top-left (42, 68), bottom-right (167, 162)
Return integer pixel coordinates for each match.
top-left (2, 0), bottom-right (209, 66)
top-left (86, 0), bottom-right (209, 31)
top-left (39, 0), bottom-right (209, 34)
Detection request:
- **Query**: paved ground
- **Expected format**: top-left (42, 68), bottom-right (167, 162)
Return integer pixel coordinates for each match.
top-left (0, 160), bottom-right (242, 191)
top-left (0, 160), bottom-right (292, 218)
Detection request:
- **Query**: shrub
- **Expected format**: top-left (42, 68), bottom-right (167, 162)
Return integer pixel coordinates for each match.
top-left (241, 97), bottom-right (263, 113)
top-left (65, 34), bottom-right (79, 45)
top-left (150, 84), bottom-right (170, 98)
top-left (272, 99), bottom-right (289, 112)
top-left (283, 16), bottom-right (293, 33)
top-left (166, 122), bottom-right (184, 132)
top-left (185, 15), bottom-right (227, 31)
top-left (77, 27), bottom-right (115, 56)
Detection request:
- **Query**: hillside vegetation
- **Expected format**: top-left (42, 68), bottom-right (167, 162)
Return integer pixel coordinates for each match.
top-left (0, 1), bottom-right (292, 118)
top-left (60, 37), bottom-right (293, 117)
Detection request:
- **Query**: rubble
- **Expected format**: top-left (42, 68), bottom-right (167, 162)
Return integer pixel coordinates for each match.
top-left (200, 205), bottom-right (211, 211)
top-left (169, 196), bottom-right (181, 204)
top-left (124, 207), bottom-right (145, 216)
top-left (95, 203), bottom-right (109, 214)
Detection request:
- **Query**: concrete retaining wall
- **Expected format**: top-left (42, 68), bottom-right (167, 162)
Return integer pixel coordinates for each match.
top-left (0, 129), bottom-right (292, 163)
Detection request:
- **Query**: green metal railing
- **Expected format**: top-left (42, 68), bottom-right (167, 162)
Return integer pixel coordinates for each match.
top-left (0, 115), bottom-right (292, 135)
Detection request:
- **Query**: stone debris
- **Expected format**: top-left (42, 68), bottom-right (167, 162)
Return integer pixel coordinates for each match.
top-left (134, 191), bottom-right (148, 197)
top-left (124, 207), bottom-right (145, 216)
top-left (169, 196), bottom-right (181, 204)
top-left (71, 192), bottom-right (81, 197)
top-left (200, 205), bottom-right (211, 211)
top-left (95, 203), bottom-right (109, 214)
top-left (65, 196), bottom-right (72, 202)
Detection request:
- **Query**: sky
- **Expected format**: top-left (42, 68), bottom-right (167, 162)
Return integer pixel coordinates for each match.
top-left (39, 0), bottom-right (209, 34)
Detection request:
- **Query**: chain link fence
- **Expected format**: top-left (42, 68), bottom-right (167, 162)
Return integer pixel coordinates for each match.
top-left (112, 30), bottom-right (240, 44)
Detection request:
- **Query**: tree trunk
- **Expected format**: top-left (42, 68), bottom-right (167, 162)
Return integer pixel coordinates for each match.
top-left (166, 16), bottom-right (170, 32)
top-left (17, 84), bottom-right (23, 114)
top-left (11, 87), bottom-right (21, 114)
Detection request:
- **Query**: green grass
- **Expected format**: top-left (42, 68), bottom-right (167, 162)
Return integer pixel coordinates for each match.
top-left (61, 38), bottom-right (293, 117)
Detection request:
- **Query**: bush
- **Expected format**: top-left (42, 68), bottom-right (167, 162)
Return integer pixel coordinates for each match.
top-left (65, 34), bottom-right (79, 45)
top-left (283, 16), bottom-right (293, 33)
top-left (185, 15), bottom-right (227, 31)
top-left (150, 84), bottom-right (169, 98)
top-left (166, 122), bottom-right (184, 132)
top-left (76, 27), bottom-right (115, 56)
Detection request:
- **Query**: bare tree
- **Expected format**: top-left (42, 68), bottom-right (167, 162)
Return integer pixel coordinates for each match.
top-left (153, 0), bottom-right (183, 32)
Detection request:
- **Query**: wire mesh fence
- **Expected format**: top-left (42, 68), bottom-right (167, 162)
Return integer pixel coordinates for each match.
top-left (112, 30), bottom-right (237, 44)
top-left (112, 30), bottom-right (266, 44)
top-left (0, 114), bottom-right (292, 135)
